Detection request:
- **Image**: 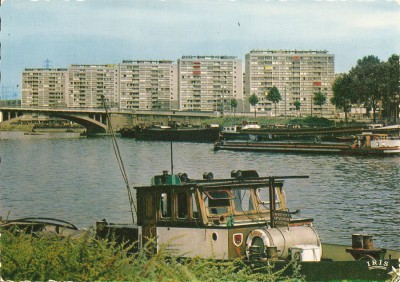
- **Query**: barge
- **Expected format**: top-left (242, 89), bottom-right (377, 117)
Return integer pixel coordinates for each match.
top-left (95, 170), bottom-right (400, 281)
top-left (215, 132), bottom-right (400, 156)
top-left (120, 124), bottom-right (221, 143)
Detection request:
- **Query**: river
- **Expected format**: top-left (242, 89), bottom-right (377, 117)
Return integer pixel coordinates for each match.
top-left (0, 131), bottom-right (399, 250)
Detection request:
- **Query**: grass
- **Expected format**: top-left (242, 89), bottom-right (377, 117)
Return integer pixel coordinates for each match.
top-left (0, 228), bottom-right (304, 281)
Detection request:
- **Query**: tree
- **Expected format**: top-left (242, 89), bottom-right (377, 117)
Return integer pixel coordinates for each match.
top-left (349, 55), bottom-right (384, 122)
top-left (266, 86), bottom-right (282, 117)
top-left (313, 91), bottom-right (327, 117)
top-left (331, 73), bottom-right (355, 123)
top-left (248, 93), bottom-right (259, 118)
top-left (384, 54), bottom-right (400, 122)
top-left (230, 98), bottom-right (238, 118)
top-left (293, 100), bottom-right (301, 116)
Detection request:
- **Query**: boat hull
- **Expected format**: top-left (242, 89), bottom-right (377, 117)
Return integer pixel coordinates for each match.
top-left (272, 258), bottom-right (400, 281)
top-left (135, 127), bottom-right (220, 142)
top-left (214, 141), bottom-right (400, 156)
top-left (96, 222), bottom-right (400, 281)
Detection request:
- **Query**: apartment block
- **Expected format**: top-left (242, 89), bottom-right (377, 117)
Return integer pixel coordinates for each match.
top-left (118, 60), bottom-right (178, 110)
top-left (21, 68), bottom-right (68, 107)
top-left (67, 64), bottom-right (118, 108)
top-left (245, 50), bottom-right (335, 116)
top-left (178, 56), bottom-right (243, 113)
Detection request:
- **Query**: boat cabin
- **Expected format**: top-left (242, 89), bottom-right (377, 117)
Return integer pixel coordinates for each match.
top-left (354, 132), bottom-right (400, 149)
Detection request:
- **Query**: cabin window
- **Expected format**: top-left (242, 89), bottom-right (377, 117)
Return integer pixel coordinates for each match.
top-left (203, 190), bottom-right (233, 215)
top-left (233, 189), bottom-right (254, 212)
top-left (191, 191), bottom-right (199, 219)
top-left (177, 192), bottom-right (188, 219)
top-left (160, 192), bottom-right (172, 218)
top-left (256, 187), bottom-right (283, 210)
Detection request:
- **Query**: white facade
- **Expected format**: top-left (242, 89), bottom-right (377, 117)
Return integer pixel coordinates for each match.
top-left (178, 56), bottom-right (243, 113)
top-left (67, 65), bottom-right (118, 109)
top-left (245, 50), bottom-right (335, 117)
top-left (21, 50), bottom-right (335, 115)
top-left (118, 60), bottom-right (178, 110)
top-left (21, 68), bottom-right (68, 107)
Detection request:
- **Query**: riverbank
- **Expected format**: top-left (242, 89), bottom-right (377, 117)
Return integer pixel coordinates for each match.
top-left (0, 124), bottom-right (85, 133)
top-left (0, 124), bottom-right (35, 131)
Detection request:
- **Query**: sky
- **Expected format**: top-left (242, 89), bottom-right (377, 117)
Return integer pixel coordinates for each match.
top-left (0, 0), bottom-right (399, 99)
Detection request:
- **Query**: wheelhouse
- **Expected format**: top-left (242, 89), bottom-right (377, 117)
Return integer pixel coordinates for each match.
top-left (136, 170), bottom-right (297, 228)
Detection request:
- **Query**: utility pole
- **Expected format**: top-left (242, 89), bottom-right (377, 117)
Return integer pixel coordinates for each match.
top-left (44, 58), bottom-right (51, 69)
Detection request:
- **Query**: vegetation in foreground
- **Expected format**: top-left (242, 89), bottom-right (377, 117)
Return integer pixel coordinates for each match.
top-left (0, 228), bottom-right (303, 281)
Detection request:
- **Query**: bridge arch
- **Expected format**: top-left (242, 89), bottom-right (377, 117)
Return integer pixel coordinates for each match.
top-left (0, 109), bottom-right (108, 134)
top-left (51, 113), bottom-right (107, 133)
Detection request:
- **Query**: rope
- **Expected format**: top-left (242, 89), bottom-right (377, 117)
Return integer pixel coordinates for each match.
top-left (101, 95), bottom-right (137, 225)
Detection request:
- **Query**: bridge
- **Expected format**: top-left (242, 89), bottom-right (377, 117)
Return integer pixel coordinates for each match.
top-left (0, 106), bottom-right (220, 134)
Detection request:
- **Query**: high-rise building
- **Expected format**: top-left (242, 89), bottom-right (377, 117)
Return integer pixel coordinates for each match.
top-left (118, 60), bottom-right (178, 110)
top-left (21, 50), bottom-right (335, 116)
top-left (67, 64), bottom-right (118, 108)
top-left (21, 68), bottom-right (68, 107)
top-left (245, 50), bottom-right (335, 116)
top-left (178, 56), bottom-right (243, 113)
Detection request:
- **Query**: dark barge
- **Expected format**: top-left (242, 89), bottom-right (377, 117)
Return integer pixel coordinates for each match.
top-left (120, 124), bottom-right (221, 143)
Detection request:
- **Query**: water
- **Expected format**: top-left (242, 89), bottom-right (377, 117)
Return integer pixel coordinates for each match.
top-left (1, 131), bottom-right (399, 250)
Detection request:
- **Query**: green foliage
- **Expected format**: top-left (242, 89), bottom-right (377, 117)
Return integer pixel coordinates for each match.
top-left (248, 93), bottom-right (259, 107)
top-left (267, 86), bottom-right (282, 104)
top-left (313, 91), bottom-right (327, 117)
top-left (293, 100), bottom-right (301, 111)
top-left (0, 124), bottom-right (35, 131)
top-left (289, 116), bottom-right (334, 128)
top-left (230, 98), bottom-right (238, 118)
top-left (0, 229), bottom-right (135, 281)
top-left (230, 98), bottom-right (238, 110)
top-left (329, 53), bottom-right (399, 123)
top-left (331, 73), bottom-right (354, 122)
top-left (248, 93), bottom-right (259, 118)
top-left (382, 54), bottom-right (400, 120)
top-left (0, 229), bottom-right (304, 281)
top-left (267, 86), bottom-right (282, 116)
top-left (206, 116), bottom-right (367, 129)
top-left (349, 55), bottom-right (385, 122)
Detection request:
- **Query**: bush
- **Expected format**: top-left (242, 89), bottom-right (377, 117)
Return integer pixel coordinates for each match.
top-left (0, 228), bottom-right (303, 281)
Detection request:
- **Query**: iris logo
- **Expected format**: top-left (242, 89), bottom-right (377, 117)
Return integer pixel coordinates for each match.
top-left (367, 259), bottom-right (389, 270)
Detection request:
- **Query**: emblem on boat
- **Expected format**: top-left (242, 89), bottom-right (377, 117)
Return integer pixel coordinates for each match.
top-left (233, 233), bottom-right (243, 247)
top-left (389, 259), bottom-right (400, 282)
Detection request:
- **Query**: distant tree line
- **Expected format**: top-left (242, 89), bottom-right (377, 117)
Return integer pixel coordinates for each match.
top-left (331, 54), bottom-right (400, 123)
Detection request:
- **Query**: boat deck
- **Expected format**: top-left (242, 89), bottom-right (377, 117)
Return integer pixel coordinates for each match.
top-left (214, 141), bottom-right (400, 156)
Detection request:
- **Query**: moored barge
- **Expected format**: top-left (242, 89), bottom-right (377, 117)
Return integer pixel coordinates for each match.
top-left (120, 124), bottom-right (221, 143)
top-left (95, 170), bottom-right (400, 281)
top-left (215, 132), bottom-right (400, 156)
